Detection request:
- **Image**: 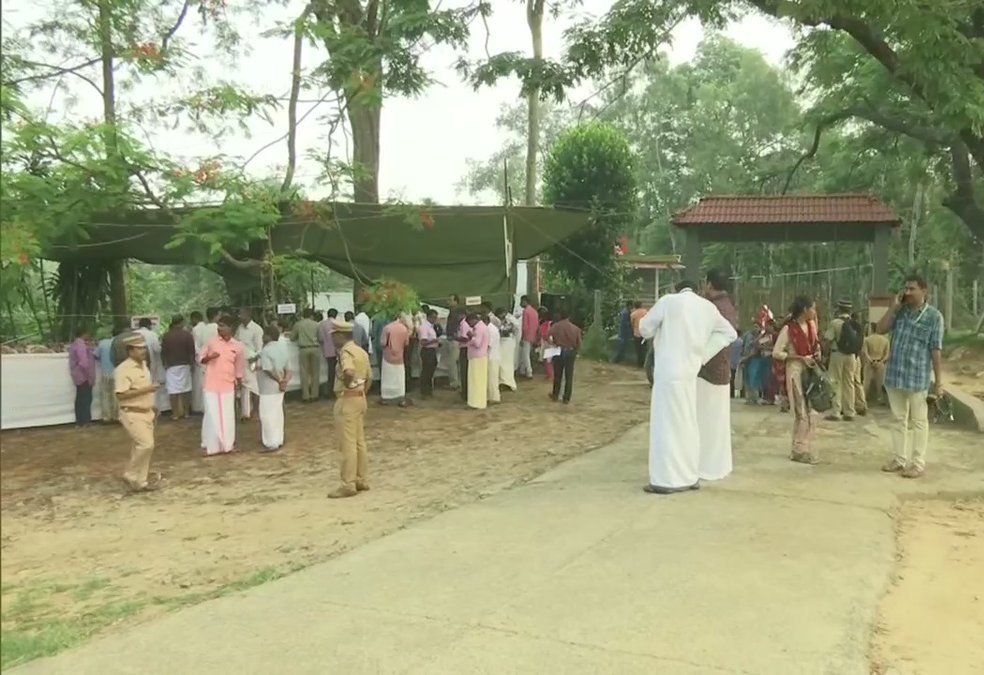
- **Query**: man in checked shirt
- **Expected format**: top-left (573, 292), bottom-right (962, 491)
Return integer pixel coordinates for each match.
top-left (876, 272), bottom-right (944, 479)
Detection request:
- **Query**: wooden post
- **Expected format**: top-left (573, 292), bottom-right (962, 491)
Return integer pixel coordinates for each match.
top-left (683, 229), bottom-right (701, 283)
top-left (654, 267), bottom-right (661, 302)
top-left (871, 225), bottom-right (891, 295)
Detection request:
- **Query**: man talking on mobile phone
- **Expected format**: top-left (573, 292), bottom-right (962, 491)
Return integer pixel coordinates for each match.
top-left (875, 272), bottom-right (945, 479)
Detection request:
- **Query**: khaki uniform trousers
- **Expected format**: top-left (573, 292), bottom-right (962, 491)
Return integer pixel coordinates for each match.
top-left (827, 351), bottom-right (857, 417)
top-left (120, 409), bottom-right (155, 488)
top-left (333, 394), bottom-right (368, 491)
top-left (299, 347), bottom-right (322, 401)
top-left (864, 361), bottom-right (887, 404)
top-left (852, 356), bottom-right (867, 413)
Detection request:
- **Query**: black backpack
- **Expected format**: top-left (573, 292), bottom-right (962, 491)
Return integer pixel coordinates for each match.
top-left (836, 319), bottom-right (863, 355)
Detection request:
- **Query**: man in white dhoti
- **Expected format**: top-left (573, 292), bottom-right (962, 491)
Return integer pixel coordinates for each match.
top-left (379, 316), bottom-right (410, 406)
top-left (200, 320), bottom-right (246, 455)
top-left (697, 270), bottom-right (740, 482)
top-left (161, 315), bottom-right (196, 420)
top-left (640, 281), bottom-right (737, 494)
top-left (258, 325), bottom-right (291, 452)
top-left (485, 313), bottom-right (502, 404)
top-left (235, 307), bottom-right (264, 420)
top-left (495, 308), bottom-right (519, 391)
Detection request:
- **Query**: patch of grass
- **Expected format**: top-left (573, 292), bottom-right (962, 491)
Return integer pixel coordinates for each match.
top-left (71, 578), bottom-right (111, 602)
top-left (1, 598), bottom-right (148, 670)
top-left (0, 565), bottom-right (300, 670)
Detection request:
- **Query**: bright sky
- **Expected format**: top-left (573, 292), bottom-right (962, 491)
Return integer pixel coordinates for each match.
top-left (4, 0), bottom-right (794, 204)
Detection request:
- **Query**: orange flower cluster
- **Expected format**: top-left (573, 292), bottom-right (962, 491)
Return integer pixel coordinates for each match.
top-left (362, 279), bottom-right (420, 318)
top-left (131, 43), bottom-right (161, 61)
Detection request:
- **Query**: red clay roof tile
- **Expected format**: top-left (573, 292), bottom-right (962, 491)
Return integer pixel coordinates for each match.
top-left (672, 194), bottom-right (901, 227)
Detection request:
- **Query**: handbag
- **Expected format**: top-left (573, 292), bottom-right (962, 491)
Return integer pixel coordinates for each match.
top-left (803, 366), bottom-right (834, 413)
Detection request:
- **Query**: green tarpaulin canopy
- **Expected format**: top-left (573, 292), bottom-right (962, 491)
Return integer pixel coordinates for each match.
top-left (44, 203), bottom-right (594, 304)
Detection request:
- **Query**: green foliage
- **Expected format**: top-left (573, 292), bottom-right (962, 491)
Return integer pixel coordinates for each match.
top-left (489, 0), bottom-right (984, 239)
top-left (579, 322), bottom-right (608, 361)
top-left (359, 278), bottom-right (420, 318)
top-left (308, 1), bottom-right (475, 100)
top-left (542, 122), bottom-right (638, 292)
top-left (460, 102), bottom-right (576, 203)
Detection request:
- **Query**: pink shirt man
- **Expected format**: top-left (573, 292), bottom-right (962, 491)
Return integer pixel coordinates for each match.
top-left (68, 337), bottom-right (97, 386)
top-left (381, 320), bottom-right (411, 365)
top-left (318, 319), bottom-right (336, 359)
top-left (521, 304), bottom-right (539, 344)
top-left (200, 336), bottom-right (246, 393)
top-left (467, 320), bottom-right (489, 359)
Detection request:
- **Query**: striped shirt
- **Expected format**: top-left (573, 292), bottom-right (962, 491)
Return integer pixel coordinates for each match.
top-left (884, 303), bottom-right (943, 392)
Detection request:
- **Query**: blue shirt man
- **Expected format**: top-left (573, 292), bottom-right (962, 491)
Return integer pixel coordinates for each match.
top-left (877, 274), bottom-right (944, 478)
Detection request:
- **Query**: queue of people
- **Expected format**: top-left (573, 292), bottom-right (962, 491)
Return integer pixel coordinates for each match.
top-left (68, 296), bottom-right (583, 498)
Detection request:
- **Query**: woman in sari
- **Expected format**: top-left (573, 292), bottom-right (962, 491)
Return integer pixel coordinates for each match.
top-left (772, 296), bottom-right (822, 464)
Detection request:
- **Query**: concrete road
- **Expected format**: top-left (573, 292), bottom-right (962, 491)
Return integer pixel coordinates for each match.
top-left (16, 403), bottom-right (984, 675)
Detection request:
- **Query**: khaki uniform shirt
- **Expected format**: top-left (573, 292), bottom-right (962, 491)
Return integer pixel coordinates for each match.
top-left (334, 341), bottom-right (371, 394)
top-left (862, 333), bottom-right (890, 363)
top-left (114, 358), bottom-right (154, 410)
top-left (294, 318), bottom-right (321, 349)
top-left (825, 315), bottom-right (849, 353)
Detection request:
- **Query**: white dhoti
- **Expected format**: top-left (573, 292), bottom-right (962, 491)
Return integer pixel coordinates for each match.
top-left (191, 365), bottom-right (204, 413)
top-left (240, 366), bottom-right (258, 417)
top-left (696, 378), bottom-right (732, 481)
top-left (165, 365), bottom-right (192, 395)
top-left (518, 340), bottom-right (533, 377)
top-left (202, 391), bottom-right (236, 455)
top-left (380, 360), bottom-right (406, 402)
top-left (487, 357), bottom-right (501, 403)
top-left (499, 337), bottom-right (518, 391)
top-left (259, 393), bottom-right (285, 449)
top-left (648, 379), bottom-right (700, 489)
top-left (468, 357), bottom-right (489, 410)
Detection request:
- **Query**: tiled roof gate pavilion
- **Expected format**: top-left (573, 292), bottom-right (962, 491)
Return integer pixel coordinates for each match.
top-left (671, 194), bottom-right (902, 294)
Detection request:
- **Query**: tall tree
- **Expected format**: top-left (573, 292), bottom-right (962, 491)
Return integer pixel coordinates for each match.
top-left (308, 0), bottom-right (477, 203)
top-left (500, 0), bottom-right (984, 240)
top-left (2, 0), bottom-right (279, 335)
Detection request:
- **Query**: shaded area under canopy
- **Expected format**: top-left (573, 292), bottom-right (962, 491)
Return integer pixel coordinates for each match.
top-left (43, 203), bottom-right (594, 304)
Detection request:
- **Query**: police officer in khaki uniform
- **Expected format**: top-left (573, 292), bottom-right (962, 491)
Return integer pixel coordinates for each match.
top-left (327, 321), bottom-right (372, 499)
top-left (114, 334), bottom-right (162, 492)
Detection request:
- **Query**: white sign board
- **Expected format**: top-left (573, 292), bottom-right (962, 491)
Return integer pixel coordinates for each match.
top-left (465, 296), bottom-right (483, 306)
top-left (277, 303), bottom-right (297, 315)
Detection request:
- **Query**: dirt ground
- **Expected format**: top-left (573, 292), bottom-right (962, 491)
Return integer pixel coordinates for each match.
top-left (0, 362), bottom-right (650, 668)
top-left (871, 499), bottom-right (984, 675)
top-left (944, 335), bottom-right (984, 399)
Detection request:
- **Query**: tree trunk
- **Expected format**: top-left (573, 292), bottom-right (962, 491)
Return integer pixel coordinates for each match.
top-left (908, 181), bottom-right (924, 267)
top-left (524, 0), bottom-right (544, 206)
top-left (347, 97), bottom-right (381, 203)
top-left (98, 0), bottom-right (129, 333)
top-left (525, 0), bottom-right (545, 301)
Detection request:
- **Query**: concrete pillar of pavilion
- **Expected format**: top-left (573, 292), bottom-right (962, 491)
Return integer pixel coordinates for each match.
top-left (871, 225), bottom-right (891, 295)
top-left (683, 229), bottom-right (702, 284)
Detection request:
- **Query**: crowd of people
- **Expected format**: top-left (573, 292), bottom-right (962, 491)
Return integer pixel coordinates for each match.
top-left (641, 269), bottom-right (945, 494)
top-left (65, 295), bottom-right (583, 496)
top-left (62, 269), bottom-right (945, 498)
